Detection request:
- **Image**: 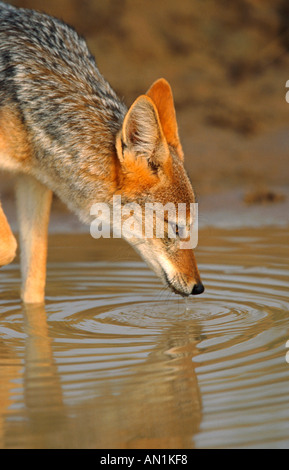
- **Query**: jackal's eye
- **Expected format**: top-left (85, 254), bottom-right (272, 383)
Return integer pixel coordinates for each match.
top-left (169, 221), bottom-right (190, 240)
top-left (167, 221), bottom-right (181, 239)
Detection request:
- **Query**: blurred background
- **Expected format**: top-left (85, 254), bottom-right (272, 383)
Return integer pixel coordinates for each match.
top-left (1, 0), bottom-right (289, 214)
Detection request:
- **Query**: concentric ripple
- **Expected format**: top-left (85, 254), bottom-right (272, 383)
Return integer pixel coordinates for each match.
top-left (0, 227), bottom-right (288, 449)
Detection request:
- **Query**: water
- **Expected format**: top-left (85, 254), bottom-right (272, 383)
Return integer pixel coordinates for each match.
top-left (0, 227), bottom-right (288, 449)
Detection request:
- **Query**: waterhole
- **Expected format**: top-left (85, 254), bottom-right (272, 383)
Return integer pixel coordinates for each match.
top-left (0, 227), bottom-right (288, 449)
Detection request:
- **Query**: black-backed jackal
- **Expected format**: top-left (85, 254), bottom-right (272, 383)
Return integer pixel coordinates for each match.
top-left (0, 2), bottom-right (204, 304)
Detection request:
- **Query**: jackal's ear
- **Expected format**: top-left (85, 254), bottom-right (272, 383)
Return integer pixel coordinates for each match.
top-left (146, 78), bottom-right (184, 160)
top-left (117, 95), bottom-right (169, 168)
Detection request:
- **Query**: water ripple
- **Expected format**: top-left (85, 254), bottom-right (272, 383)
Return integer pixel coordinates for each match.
top-left (0, 227), bottom-right (288, 448)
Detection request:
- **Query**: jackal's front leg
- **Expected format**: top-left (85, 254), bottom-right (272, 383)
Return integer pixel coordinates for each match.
top-left (0, 202), bottom-right (17, 266)
top-left (16, 175), bottom-right (52, 304)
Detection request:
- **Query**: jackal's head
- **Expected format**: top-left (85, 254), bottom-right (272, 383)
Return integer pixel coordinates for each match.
top-left (115, 79), bottom-right (204, 297)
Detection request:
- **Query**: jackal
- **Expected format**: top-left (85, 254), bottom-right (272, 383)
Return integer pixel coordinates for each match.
top-left (0, 2), bottom-right (204, 303)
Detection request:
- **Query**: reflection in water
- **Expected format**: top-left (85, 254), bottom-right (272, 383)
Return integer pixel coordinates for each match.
top-left (22, 305), bottom-right (66, 449)
top-left (0, 227), bottom-right (288, 449)
top-left (0, 302), bottom-right (203, 449)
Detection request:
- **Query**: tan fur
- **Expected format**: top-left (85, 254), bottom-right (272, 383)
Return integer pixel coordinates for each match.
top-left (0, 202), bottom-right (17, 266)
top-left (115, 95), bottom-right (169, 198)
top-left (161, 250), bottom-right (202, 292)
top-left (146, 79), bottom-right (184, 160)
top-left (0, 104), bottom-right (32, 164)
top-left (15, 175), bottom-right (52, 304)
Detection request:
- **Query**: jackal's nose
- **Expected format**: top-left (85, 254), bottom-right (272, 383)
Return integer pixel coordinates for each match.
top-left (192, 282), bottom-right (205, 295)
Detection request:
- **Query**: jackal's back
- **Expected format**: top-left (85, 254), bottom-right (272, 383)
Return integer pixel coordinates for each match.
top-left (0, 1), bottom-right (126, 126)
top-left (0, 2), bottom-right (127, 217)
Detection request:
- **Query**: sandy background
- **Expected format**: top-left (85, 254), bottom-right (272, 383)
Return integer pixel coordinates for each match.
top-left (1, 0), bottom-right (289, 228)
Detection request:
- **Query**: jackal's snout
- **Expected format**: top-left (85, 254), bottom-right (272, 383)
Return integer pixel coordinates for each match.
top-left (192, 282), bottom-right (205, 295)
